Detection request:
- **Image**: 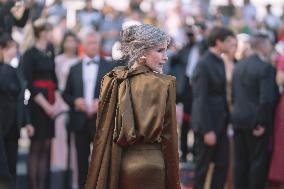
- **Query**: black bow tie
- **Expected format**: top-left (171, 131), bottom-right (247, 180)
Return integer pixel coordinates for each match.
top-left (87, 60), bottom-right (99, 65)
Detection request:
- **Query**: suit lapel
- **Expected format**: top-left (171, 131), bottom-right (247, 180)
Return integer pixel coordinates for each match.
top-left (78, 62), bottom-right (84, 97)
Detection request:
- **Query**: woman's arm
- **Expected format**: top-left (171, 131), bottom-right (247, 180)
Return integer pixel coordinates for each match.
top-left (34, 93), bottom-right (55, 118)
top-left (276, 70), bottom-right (284, 86)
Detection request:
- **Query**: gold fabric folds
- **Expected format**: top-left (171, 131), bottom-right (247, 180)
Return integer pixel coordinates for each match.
top-left (85, 65), bottom-right (180, 189)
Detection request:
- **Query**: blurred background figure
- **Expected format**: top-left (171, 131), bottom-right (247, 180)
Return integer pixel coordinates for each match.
top-left (53, 31), bottom-right (80, 188)
top-left (268, 41), bottom-right (284, 189)
top-left (98, 6), bottom-right (122, 57)
top-left (231, 33), bottom-right (278, 189)
top-left (0, 33), bottom-right (34, 188)
top-left (235, 33), bottom-right (253, 61)
top-left (77, 0), bottom-right (102, 32)
top-left (264, 4), bottom-right (281, 42)
top-left (168, 24), bottom-right (202, 163)
top-left (47, 0), bottom-right (66, 26)
top-left (0, 0), bottom-right (31, 36)
top-left (191, 27), bottom-right (235, 189)
top-left (242, 0), bottom-right (257, 24)
top-left (221, 34), bottom-right (238, 189)
top-left (63, 32), bottom-right (115, 189)
top-left (22, 19), bottom-right (57, 189)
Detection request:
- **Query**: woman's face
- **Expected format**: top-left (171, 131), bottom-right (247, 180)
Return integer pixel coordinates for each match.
top-left (226, 37), bottom-right (237, 58)
top-left (64, 36), bottom-right (78, 54)
top-left (40, 29), bottom-right (53, 43)
top-left (144, 43), bottom-right (168, 73)
top-left (3, 41), bottom-right (17, 61)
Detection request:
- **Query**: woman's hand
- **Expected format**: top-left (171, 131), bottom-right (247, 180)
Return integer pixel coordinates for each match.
top-left (25, 124), bottom-right (34, 137)
top-left (44, 103), bottom-right (57, 119)
top-left (34, 94), bottom-right (57, 118)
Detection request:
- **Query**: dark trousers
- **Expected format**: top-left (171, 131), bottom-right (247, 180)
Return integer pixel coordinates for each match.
top-left (179, 83), bottom-right (192, 159)
top-left (0, 103), bottom-right (18, 185)
top-left (180, 119), bottom-right (190, 159)
top-left (194, 132), bottom-right (229, 189)
top-left (233, 129), bottom-right (269, 189)
top-left (4, 136), bottom-right (18, 179)
top-left (4, 124), bottom-right (18, 180)
top-left (74, 118), bottom-right (96, 189)
top-left (0, 128), bottom-right (14, 189)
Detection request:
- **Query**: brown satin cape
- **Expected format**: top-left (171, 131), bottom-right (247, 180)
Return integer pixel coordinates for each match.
top-left (84, 66), bottom-right (152, 189)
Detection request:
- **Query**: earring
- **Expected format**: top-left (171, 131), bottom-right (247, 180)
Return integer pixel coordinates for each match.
top-left (138, 56), bottom-right (146, 64)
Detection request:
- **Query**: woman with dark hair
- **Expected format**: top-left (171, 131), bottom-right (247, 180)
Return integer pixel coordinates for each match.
top-left (22, 19), bottom-right (58, 189)
top-left (55, 31), bottom-right (79, 99)
top-left (52, 31), bottom-right (79, 172)
top-left (85, 24), bottom-right (180, 189)
top-left (0, 33), bottom-right (34, 187)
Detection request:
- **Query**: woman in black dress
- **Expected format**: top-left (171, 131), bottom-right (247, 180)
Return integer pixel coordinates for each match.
top-left (22, 20), bottom-right (58, 189)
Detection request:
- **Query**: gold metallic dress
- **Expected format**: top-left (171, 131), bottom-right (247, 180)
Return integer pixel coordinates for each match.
top-left (85, 65), bottom-right (180, 189)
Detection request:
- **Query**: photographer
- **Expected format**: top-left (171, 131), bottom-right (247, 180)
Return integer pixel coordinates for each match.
top-left (0, 0), bottom-right (31, 35)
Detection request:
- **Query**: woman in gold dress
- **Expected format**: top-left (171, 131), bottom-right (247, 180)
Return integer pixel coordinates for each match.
top-left (85, 24), bottom-right (180, 189)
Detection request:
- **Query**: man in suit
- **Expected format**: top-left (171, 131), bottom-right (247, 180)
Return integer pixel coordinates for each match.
top-left (0, 33), bottom-right (33, 188)
top-left (191, 27), bottom-right (235, 189)
top-left (63, 31), bottom-right (115, 189)
top-left (169, 25), bottom-right (201, 162)
top-left (231, 33), bottom-right (278, 189)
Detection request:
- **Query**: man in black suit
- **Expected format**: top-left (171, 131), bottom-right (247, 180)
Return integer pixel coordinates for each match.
top-left (191, 27), bottom-right (235, 189)
top-left (231, 33), bottom-right (278, 189)
top-left (169, 25), bottom-right (201, 162)
top-left (0, 33), bottom-right (33, 188)
top-left (63, 32), bottom-right (115, 189)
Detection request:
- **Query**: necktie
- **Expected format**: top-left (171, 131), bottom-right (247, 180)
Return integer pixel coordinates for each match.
top-left (87, 60), bottom-right (99, 65)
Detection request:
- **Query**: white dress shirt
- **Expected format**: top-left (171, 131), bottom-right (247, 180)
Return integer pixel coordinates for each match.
top-left (186, 45), bottom-right (200, 80)
top-left (82, 55), bottom-right (100, 110)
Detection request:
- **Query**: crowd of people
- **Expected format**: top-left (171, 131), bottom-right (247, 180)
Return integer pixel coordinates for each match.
top-left (0, 0), bottom-right (284, 189)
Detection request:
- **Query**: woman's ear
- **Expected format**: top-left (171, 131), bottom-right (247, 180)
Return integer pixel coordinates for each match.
top-left (138, 55), bottom-right (147, 64)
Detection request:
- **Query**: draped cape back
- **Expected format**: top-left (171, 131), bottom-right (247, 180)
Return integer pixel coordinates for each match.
top-left (84, 65), bottom-right (153, 189)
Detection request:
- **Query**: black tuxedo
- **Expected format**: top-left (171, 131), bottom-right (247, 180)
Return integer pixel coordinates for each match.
top-left (63, 58), bottom-right (116, 189)
top-left (191, 51), bottom-right (229, 189)
top-left (63, 58), bottom-right (115, 131)
top-left (231, 54), bottom-right (278, 189)
top-left (191, 51), bottom-right (229, 135)
top-left (0, 63), bottom-right (28, 185)
top-left (231, 54), bottom-right (277, 130)
top-left (169, 44), bottom-right (199, 160)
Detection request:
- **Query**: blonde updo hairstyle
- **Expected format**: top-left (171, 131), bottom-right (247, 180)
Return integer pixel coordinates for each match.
top-left (120, 24), bottom-right (170, 67)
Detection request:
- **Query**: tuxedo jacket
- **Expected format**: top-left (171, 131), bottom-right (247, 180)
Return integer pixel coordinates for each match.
top-left (63, 58), bottom-right (115, 132)
top-left (231, 54), bottom-right (278, 130)
top-left (0, 63), bottom-right (28, 138)
top-left (191, 51), bottom-right (229, 135)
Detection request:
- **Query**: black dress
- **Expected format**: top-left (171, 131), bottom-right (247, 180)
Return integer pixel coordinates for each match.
top-left (23, 46), bottom-right (57, 140)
